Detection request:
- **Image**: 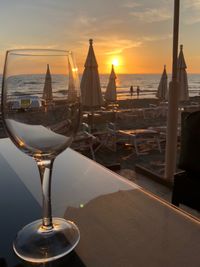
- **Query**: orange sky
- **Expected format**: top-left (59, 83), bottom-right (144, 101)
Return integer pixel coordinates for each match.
top-left (0, 0), bottom-right (200, 74)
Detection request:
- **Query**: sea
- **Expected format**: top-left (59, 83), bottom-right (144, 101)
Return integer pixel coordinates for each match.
top-left (100, 73), bottom-right (200, 100)
top-left (0, 74), bottom-right (200, 100)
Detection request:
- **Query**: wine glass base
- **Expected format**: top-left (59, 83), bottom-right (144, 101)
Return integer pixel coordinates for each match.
top-left (13, 217), bottom-right (80, 263)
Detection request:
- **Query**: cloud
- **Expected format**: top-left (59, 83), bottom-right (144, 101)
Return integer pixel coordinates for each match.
top-left (183, 0), bottom-right (200, 9)
top-left (102, 33), bottom-right (171, 55)
top-left (68, 14), bottom-right (125, 46)
top-left (88, 32), bottom-right (172, 56)
top-left (130, 8), bottom-right (171, 23)
top-left (142, 33), bottom-right (172, 42)
top-left (104, 40), bottom-right (142, 55)
top-left (6, 43), bottom-right (59, 50)
top-left (183, 0), bottom-right (200, 25)
top-left (78, 16), bottom-right (97, 26)
top-left (184, 17), bottom-right (200, 25)
top-left (122, 1), bottom-right (141, 8)
top-left (107, 19), bottom-right (124, 25)
top-left (79, 37), bottom-right (142, 55)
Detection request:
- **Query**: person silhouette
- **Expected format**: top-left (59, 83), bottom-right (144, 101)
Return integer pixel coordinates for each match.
top-left (130, 85), bottom-right (134, 97)
top-left (136, 86), bottom-right (140, 98)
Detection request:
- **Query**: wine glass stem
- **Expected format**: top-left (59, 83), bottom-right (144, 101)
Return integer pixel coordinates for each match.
top-left (38, 159), bottom-right (54, 229)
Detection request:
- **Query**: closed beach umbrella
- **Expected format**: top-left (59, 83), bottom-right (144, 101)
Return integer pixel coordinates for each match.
top-left (105, 64), bottom-right (117, 102)
top-left (156, 65), bottom-right (168, 101)
top-left (81, 39), bottom-right (103, 129)
top-left (43, 64), bottom-right (53, 102)
top-left (177, 44), bottom-right (189, 101)
top-left (81, 39), bottom-right (103, 108)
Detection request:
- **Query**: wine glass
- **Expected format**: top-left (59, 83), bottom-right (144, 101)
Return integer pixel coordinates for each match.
top-left (1, 49), bottom-right (81, 263)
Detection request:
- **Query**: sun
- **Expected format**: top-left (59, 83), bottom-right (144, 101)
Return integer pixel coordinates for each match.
top-left (112, 58), bottom-right (119, 67)
top-left (105, 55), bottom-right (123, 73)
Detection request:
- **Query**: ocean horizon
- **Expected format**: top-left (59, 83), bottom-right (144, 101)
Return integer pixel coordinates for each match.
top-left (100, 73), bottom-right (200, 100)
top-left (0, 73), bottom-right (200, 100)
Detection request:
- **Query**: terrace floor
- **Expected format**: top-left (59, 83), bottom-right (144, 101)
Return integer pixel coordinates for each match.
top-left (80, 143), bottom-right (200, 220)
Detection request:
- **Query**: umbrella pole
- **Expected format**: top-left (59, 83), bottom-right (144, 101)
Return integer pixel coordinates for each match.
top-left (164, 0), bottom-right (180, 181)
top-left (91, 107), bottom-right (94, 132)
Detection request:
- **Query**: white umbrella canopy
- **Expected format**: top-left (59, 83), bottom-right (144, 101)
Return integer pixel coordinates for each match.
top-left (156, 65), bottom-right (168, 101)
top-left (80, 39), bottom-right (103, 108)
top-left (105, 64), bottom-right (117, 102)
top-left (177, 44), bottom-right (189, 101)
top-left (43, 64), bottom-right (53, 102)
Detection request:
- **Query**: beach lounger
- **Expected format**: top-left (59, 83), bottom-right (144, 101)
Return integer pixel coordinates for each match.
top-left (118, 129), bottom-right (162, 156)
top-left (71, 123), bottom-right (97, 160)
top-left (148, 125), bottom-right (181, 148)
top-left (93, 122), bottom-right (117, 152)
top-left (143, 106), bottom-right (168, 119)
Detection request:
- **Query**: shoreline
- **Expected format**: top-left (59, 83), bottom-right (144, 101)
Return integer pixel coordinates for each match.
top-left (117, 98), bottom-right (159, 109)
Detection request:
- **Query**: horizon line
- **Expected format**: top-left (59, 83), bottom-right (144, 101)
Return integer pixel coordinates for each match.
top-left (0, 72), bottom-right (200, 76)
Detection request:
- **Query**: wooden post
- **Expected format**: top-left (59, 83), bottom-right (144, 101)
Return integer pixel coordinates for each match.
top-left (165, 0), bottom-right (180, 181)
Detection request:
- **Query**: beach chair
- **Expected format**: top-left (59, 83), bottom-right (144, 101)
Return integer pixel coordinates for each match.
top-left (82, 122), bottom-right (91, 133)
top-left (71, 123), bottom-right (97, 160)
top-left (143, 104), bottom-right (168, 119)
top-left (118, 129), bottom-right (161, 156)
top-left (105, 122), bottom-right (118, 151)
top-left (142, 107), bottom-right (157, 119)
top-left (93, 122), bottom-right (118, 152)
top-left (172, 111), bottom-right (200, 211)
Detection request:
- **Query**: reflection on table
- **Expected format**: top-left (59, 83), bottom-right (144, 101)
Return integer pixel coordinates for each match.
top-left (0, 138), bottom-right (200, 267)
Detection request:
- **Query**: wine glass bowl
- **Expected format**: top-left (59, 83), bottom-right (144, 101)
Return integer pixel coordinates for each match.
top-left (1, 49), bottom-right (81, 263)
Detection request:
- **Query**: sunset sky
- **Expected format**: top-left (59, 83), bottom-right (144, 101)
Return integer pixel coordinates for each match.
top-left (0, 0), bottom-right (200, 74)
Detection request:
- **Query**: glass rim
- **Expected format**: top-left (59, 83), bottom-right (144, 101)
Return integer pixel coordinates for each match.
top-left (6, 49), bottom-right (72, 56)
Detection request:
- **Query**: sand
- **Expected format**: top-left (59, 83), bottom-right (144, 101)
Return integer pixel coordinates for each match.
top-left (82, 97), bottom-right (167, 132)
top-left (79, 97), bottom-right (169, 178)
top-left (1, 96), bottom-right (199, 178)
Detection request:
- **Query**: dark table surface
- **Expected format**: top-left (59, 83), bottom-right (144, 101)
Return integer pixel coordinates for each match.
top-left (0, 138), bottom-right (200, 267)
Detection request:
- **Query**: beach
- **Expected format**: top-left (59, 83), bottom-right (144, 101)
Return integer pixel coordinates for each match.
top-left (1, 91), bottom-right (200, 178)
top-left (82, 98), bottom-right (165, 129)
top-left (80, 97), bottom-right (168, 176)
top-left (80, 95), bottom-right (200, 179)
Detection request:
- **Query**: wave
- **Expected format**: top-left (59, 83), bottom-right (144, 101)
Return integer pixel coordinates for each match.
top-left (0, 73), bottom-right (199, 100)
